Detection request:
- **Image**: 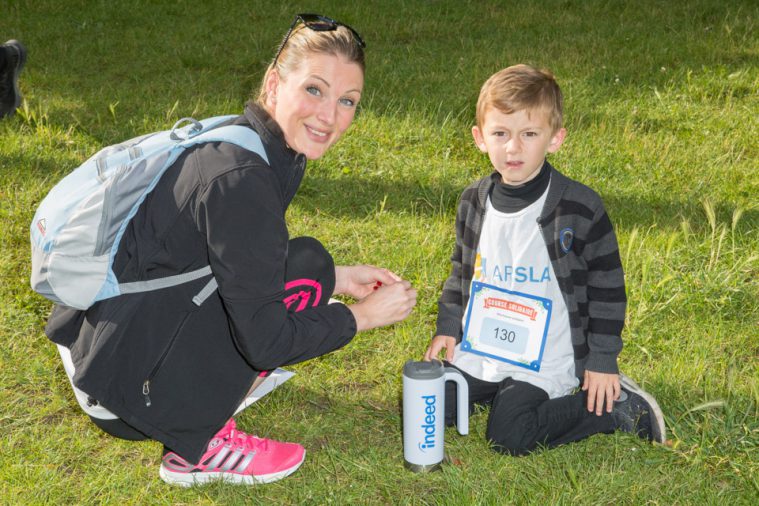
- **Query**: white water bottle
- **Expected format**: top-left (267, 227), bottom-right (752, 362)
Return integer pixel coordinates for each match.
top-left (402, 359), bottom-right (469, 472)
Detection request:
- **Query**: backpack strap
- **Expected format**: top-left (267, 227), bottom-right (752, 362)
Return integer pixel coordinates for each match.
top-left (115, 124), bottom-right (268, 305)
top-left (191, 277), bottom-right (219, 306)
top-left (119, 265), bottom-right (213, 296)
top-left (179, 124), bottom-right (270, 164)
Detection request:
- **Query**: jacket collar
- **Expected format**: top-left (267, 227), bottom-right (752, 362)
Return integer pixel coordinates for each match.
top-left (538, 161), bottom-right (571, 221)
top-left (243, 101), bottom-right (306, 206)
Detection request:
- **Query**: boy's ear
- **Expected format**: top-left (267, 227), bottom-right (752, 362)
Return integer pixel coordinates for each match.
top-left (547, 127), bottom-right (567, 153)
top-left (471, 126), bottom-right (488, 153)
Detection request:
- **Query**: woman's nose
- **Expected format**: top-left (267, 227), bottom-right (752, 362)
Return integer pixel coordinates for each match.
top-left (317, 100), bottom-right (337, 126)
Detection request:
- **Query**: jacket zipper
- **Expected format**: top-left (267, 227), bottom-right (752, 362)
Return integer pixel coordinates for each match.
top-left (142, 312), bottom-right (191, 407)
top-left (142, 380), bottom-right (152, 407)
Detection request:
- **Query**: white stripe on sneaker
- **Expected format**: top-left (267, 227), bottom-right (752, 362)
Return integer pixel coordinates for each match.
top-left (219, 448), bottom-right (245, 472)
top-left (206, 445), bottom-right (232, 471)
top-left (235, 451), bottom-right (257, 473)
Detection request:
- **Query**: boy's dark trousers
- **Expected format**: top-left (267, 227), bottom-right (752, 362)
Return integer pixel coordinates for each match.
top-left (444, 362), bottom-right (617, 456)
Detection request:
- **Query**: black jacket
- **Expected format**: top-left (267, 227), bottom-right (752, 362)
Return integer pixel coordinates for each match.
top-left (46, 102), bottom-right (357, 462)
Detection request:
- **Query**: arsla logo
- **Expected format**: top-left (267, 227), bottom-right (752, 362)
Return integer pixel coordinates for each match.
top-left (417, 395), bottom-right (436, 452)
top-left (37, 218), bottom-right (47, 236)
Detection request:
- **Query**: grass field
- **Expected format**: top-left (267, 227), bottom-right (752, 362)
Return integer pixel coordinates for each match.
top-left (1, 1), bottom-right (757, 504)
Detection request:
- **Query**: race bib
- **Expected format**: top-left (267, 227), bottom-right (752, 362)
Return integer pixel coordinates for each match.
top-left (461, 281), bottom-right (552, 371)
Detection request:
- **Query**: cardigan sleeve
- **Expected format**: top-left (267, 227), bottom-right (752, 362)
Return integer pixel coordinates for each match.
top-left (435, 193), bottom-right (468, 340)
top-left (581, 202), bottom-right (625, 374)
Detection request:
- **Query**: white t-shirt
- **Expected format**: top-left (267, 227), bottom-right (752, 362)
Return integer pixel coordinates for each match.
top-left (452, 187), bottom-right (579, 398)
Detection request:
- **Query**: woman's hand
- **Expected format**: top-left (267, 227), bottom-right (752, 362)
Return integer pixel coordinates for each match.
top-left (423, 335), bottom-right (457, 362)
top-left (334, 265), bottom-right (401, 300)
top-left (348, 279), bottom-right (416, 332)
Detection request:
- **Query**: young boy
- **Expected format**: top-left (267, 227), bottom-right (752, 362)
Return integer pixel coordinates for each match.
top-left (424, 64), bottom-right (665, 455)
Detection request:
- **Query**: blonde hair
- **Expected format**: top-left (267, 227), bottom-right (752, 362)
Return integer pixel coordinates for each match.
top-left (257, 24), bottom-right (366, 104)
top-left (476, 64), bottom-right (563, 132)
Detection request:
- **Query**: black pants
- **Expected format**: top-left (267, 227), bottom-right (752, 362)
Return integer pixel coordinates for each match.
top-left (444, 363), bottom-right (617, 456)
top-left (91, 236), bottom-right (335, 442)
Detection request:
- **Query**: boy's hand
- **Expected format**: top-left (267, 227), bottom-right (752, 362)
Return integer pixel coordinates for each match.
top-left (582, 370), bottom-right (620, 416)
top-left (423, 335), bottom-right (457, 363)
top-left (334, 265), bottom-right (402, 300)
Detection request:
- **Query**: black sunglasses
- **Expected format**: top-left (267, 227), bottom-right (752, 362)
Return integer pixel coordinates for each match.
top-left (272, 13), bottom-right (366, 66)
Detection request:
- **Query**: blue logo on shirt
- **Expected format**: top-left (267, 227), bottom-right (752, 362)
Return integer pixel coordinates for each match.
top-left (560, 227), bottom-right (574, 253)
top-left (490, 264), bottom-right (551, 283)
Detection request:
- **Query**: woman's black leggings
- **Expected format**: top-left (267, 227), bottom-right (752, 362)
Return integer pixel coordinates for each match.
top-left (90, 236), bottom-right (336, 441)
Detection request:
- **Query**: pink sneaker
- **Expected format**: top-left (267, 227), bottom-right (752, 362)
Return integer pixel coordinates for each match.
top-left (159, 419), bottom-right (305, 486)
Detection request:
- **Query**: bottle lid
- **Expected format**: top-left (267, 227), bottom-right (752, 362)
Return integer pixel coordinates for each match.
top-left (403, 359), bottom-right (444, 379)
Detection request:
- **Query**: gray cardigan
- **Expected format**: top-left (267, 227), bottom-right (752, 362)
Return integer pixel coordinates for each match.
top-left (436, 162), bottom-right (626, 378)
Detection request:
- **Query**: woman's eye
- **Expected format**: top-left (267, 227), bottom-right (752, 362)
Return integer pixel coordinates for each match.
top-left (306, 86), bottom-right (321, 96)
top-left (339, 97), bottom-right (356, 107)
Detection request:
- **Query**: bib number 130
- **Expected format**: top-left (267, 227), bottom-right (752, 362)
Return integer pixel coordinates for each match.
top-left (493, 327), bottom-right (516, 342)
top-left (482, 317), bottom-right (528, 355)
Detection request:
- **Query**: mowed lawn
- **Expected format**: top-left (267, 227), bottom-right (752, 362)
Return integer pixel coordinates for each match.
top-left (1, 1), bottom-right (757, 504)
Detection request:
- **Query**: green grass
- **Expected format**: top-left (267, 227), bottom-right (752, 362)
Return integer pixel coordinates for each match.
top-left (1, 0), bottom-right (757, 504)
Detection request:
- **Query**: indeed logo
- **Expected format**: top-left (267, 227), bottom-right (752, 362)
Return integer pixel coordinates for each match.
top-left (418, 394), bottom-right (437, 452)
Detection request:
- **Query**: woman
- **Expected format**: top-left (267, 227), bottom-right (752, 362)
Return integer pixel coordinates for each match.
top-left (45, 14), bottom-right (417, 486)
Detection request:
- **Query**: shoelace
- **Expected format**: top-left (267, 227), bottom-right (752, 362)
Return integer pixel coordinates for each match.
top-left (227, 427), bottom-right (270, 453)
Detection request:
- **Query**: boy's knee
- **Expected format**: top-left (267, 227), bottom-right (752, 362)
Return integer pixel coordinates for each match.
top-left (486, 427), bottom-right (535, 457)
top-left (486, 403), bottom-right (540, 456)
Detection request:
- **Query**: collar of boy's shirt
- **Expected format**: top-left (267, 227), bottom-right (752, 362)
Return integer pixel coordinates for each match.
top-left (489, 161), bottom-right (550, 213)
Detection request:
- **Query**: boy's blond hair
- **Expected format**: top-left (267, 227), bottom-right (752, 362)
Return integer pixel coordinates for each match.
top-left (476, 64), bottom-right (563, 132)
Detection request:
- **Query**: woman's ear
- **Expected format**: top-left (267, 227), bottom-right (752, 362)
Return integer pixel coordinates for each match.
top-left (264, 69), bottom-right (280, 108)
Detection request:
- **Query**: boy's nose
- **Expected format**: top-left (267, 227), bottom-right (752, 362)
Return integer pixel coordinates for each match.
top-left (505, 138), bottom-right (521, 153)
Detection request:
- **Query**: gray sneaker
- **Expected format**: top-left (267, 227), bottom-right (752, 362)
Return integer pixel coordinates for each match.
top-left (0, 39), bottom-right (27, 118)
top-left (613, 373), bottom-right (666, 443)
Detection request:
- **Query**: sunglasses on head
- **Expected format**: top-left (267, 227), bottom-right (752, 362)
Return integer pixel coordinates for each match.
top-left (272, 13), bottom-right (366, 66)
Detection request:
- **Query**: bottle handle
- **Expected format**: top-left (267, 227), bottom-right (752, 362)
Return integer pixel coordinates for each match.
top-left (444, 367), bottom-right (469, 435)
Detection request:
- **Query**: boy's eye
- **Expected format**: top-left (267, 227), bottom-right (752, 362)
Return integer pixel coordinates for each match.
top-left (306, 85), bottom-right (321, 96)
top-left (493, 131), bottom-right (506, 137)
top-left (339, 97), bottom-right (356, 107)
top-left (524, 131), bottom-right (538, 137)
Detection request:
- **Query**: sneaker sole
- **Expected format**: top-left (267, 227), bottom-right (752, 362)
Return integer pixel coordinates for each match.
top-left (159, 450), bottom-right (306, 487)
top-left (619, 373), bottom-right (666, 443)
